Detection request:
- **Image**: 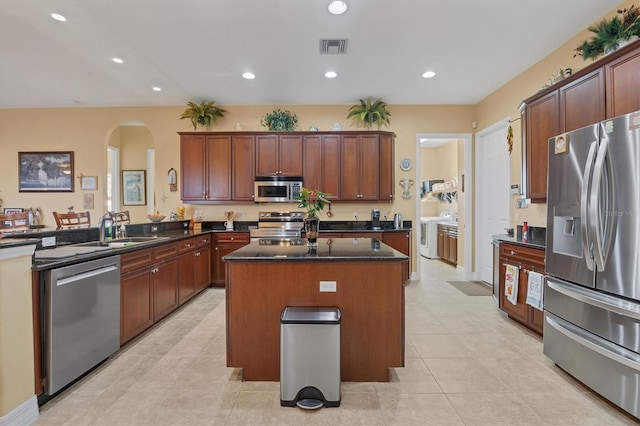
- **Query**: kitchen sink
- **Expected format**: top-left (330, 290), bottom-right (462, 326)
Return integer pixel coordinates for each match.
top-left (74, 236), bottom-right (170, 248)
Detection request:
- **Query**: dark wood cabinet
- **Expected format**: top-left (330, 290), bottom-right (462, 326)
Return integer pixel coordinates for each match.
top-left (605, 45), bottom-right (640, 118)
top-left (437, 224), bottom-right (457, 266)
top-left (212, 232), bottom-right (250, 286)
top-left (120, 263), bottom-right (154, 345)
top-left (340, 133), bottom-right (380, 200)
top-left (383, 230), bottom-right (411, 282)
top-left (559, 68), bottom-right (605, 133)
top-left (498, 243), bottom-right (545, 335)
top-left (379, 133), bottom-right (395, 201)
top-left (180, 134), bottom-right (231, 201)
top-left (255, 134), bottom-right (303, 177)
top-left (232, 135), bottom-right (255, 201)
top-left (303, 134), bottom-right (340, 198)
top-left (180, 131), bottom-right (394, 203)
top-left (521, 41), bottom-right (640, 202)
top-left (153, 257), bottom-right (179, 322)
top-left (524, 91), bottom-right (559, 203)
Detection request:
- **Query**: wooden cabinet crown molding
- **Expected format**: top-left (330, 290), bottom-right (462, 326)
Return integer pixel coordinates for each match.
top-left (178, 130), bottom-right (397, 137)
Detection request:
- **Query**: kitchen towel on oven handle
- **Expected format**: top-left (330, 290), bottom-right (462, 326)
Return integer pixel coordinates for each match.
top-left (525, 270), bottom-right (544, 310)
top-left (504, 264), bottom-right (519, 305)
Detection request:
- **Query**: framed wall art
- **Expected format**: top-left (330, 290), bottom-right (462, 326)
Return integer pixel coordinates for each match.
top-left (122, 170), bottom-right (146, 206)
top-left (3, 208), bottom-right (24, 214)
top-left (81, 175), bottom-right (98, 190)
top-left (18, 151), bottom-right (74, 192)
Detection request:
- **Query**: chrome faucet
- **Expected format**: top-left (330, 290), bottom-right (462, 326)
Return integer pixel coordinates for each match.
top-left (98, 211), bottom-right (115, 242)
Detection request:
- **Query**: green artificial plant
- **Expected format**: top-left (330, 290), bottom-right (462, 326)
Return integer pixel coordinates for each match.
top-left (575, 5), bottom-right (640, 60)
top-left (180, 100), bottom-right (227, 130)
top-left (346, 97), bottom-right (391, 129)
top-left (260, 109), bottom-right (299, 131)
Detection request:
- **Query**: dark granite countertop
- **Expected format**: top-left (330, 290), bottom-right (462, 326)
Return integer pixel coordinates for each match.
top-left (223, 238), bottom-right (409, 262)
top-left (0, 237), bottom-right (40, 250)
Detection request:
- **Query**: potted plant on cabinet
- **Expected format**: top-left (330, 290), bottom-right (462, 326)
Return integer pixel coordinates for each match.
top-left (180, 100), bottom-right (227, 130)
top-left (574, 5), bottom-right (640, 60)
top-left (260, 109), bottom-right (299, 131)
top-left (346, 97), bottom-right (391, 129)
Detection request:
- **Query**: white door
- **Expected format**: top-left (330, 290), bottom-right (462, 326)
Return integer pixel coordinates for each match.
top-left (475, 119), bottom-right (510, 284)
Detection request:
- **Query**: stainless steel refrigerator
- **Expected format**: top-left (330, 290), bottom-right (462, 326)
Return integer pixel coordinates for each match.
top-left (544, 110), bottom-right (640, 419)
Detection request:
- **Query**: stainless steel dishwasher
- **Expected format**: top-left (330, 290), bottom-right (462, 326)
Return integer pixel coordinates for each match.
top-left (44, 255), bottom-right (121, 395)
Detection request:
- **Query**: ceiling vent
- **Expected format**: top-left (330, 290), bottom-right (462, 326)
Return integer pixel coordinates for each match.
top-left (319, 39), bottom-right (348, 54)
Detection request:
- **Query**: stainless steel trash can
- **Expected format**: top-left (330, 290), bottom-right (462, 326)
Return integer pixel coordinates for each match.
top-left (280, 306), bottom-right (341, 409)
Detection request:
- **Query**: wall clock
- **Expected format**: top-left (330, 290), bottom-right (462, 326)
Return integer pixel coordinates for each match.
top-left (400, 158), bottom-right (413, 171)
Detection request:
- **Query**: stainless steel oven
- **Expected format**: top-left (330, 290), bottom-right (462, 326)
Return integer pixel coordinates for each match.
top-left (254, 177), bottom-right (302, 203)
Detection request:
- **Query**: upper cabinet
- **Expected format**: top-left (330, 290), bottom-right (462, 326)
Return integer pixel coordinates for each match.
top-left (179, 131), bottom-right (395, 203)
top-left (521, 40), bottom-right (640, 202)
top-left (340, 133), bottom-right (380, 200)
top-left (302, 134), bottom-right (340, 199)
top-left (255, 134), bottom-right (303, 177)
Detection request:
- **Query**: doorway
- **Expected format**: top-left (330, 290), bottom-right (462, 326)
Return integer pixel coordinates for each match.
top-left (474, 119), bottom-right (511, 284)
top-left (415, 132), bottom-right (472, 281)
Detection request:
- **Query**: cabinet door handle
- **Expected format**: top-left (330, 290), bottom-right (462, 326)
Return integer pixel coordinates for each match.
top-left (195, 252), bottom-right (201, 256)
top-left (230, 237), bottom-right (234, 241)
top-left (510, 250), bottom-right (516, 255)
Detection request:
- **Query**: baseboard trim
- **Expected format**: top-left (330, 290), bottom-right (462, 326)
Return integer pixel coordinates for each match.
top-left (0, 395), bottom-right (39, 426)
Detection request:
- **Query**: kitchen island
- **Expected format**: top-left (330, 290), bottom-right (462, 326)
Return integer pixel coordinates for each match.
top-left (223, 237), bottom-right (408, 382)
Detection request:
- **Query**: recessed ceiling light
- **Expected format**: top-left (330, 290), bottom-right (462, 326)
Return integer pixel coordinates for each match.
top-left (51, 13), bottom-right (66, 22)
top-left (324, 71), bottom-right (338, 78)
top-left (152, 86), bottom-right (162, 92)
top-left (422, 71), bottom-right (436, 78)
top-left (328, 1), bottom-right (348, 15)
top-left (242, 72), bottom-right (256, 80)
top-left (112, 57), bottom-right (124, 64)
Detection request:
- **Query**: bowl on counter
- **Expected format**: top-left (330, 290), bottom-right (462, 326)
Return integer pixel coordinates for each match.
top-left (147, 214), bottom-right (166, 223)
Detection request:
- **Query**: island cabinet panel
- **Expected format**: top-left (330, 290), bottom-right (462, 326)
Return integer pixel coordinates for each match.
top-left (302, 134), bottom-right (340, 198)
top-left (498, 243), bottom-right (545, 335)
top-left (340, 134), bottom-right (380, 200)
top-left (605, 45), bottom-right (640, 118)
top-left (256, 134), bottom-right (303, 177)
top-left (212, 232), bottom-right (250, 286)
top-left (232, 135), bottom-right (256, 201)
top-left (226, 260), bottom-right (404, 382)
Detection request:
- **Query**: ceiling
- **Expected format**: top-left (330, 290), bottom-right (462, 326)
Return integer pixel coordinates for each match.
top-left (0, 0), bottom-right (621, 109)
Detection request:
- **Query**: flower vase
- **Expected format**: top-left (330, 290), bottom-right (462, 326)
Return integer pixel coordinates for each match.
top-left (304, 216), bottom-right (320, 247)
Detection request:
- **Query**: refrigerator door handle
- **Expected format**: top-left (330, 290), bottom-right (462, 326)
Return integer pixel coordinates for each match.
top-left (591, 137), bottom-right (614, 271)
top-left (547, 279), bottom-right (640, 321)
top-left (545, 314), bottom-right (640, 371)
top-left (581, 141), bottom-right (598, 271)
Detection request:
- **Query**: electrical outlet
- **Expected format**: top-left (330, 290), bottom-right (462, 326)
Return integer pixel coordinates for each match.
top-left (320, 281), bottom-right (337, 292)
top-left (353, 211), bottom-right (358, 219)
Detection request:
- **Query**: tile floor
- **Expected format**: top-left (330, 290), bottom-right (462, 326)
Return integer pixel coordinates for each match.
top-left (34, 257), bottom-right (639, 425)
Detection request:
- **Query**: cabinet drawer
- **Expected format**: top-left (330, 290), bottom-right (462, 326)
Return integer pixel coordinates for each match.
top-left (500, 243), bottom-right (545, 266)
top-left (121, 248), bottom-right (154, 273)
top-left (177, 237), bottom-right (198, 253)
top-left (216, 232), bottom-right (250, 244)
top-left (196, 234), bottom-right (212, 247)
top-left (154, 242), bottom-right (178, 261)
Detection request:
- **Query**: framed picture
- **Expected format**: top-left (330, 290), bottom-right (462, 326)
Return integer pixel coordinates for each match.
top-left (122, 170), bottom-right (146, 206)
top-left (19, 151), bottom-right (74, 192)
top-left (81, 175), bottom-right (98, 190)
top-left (83, 193), bottom-right (94, 209)
top-left (3, 208), bottom-right (24, 214)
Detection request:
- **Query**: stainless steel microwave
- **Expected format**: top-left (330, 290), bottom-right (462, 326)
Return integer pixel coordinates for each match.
top-left (254, 177), bottom-right (302, 203)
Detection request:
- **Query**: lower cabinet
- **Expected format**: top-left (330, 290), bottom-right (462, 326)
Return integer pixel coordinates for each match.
top-left (382, 230), bottom-right (411, 282)
top-left (498, 242), bottom-right (545, 335)
top-left (437, 224), bottom-right (457, 266)
top-left (120, 236), bottom-right (211, 345)
top-left (212, 232), bottom-right (250, 286)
